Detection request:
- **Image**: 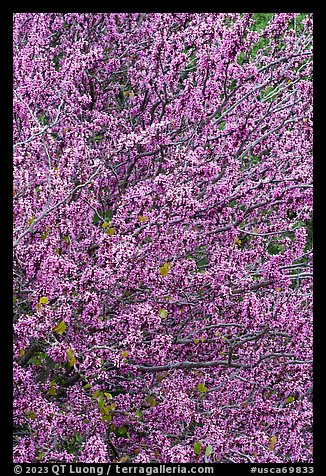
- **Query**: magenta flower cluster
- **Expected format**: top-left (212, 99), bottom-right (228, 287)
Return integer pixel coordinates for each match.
top-left (13, 13), bottom-right (313, 463)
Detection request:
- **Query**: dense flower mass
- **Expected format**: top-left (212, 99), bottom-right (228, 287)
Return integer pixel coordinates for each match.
top-left (13, 13), bottom-right (313, 463)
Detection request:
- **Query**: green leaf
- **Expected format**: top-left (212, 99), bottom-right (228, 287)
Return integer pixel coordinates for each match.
top-left (146, 395), bottom-right (156, 407)
top-left (92, 209), bottom-right (113, 225)
top-left (135, 409), bottom-right (142, 420)
top-left (83, 384), bottom-right (91, 389)
top-left (194, 441), bottom-right (202, 455)
top-left (53, 320), bottom-right (67, 335)
top-left (116, 426), bottom-right (127, 436)
top-left (27, 352), bottom-right (47, 366)
top-left (97, 396), bottom-right (105, 409)
top-left (205, 445), bottom-right (213, 456)
top-left (197, 383), bottom-right (207, 393)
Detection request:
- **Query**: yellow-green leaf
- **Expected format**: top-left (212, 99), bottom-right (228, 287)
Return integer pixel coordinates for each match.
top-left (106, 227), bottom-right (115, 236)
top-left (92, 390), bottom-right (102, 399)
top-left (101, 414), bottom-right (112, 422)
top-left (97, 396), bottom-right (105, 409)
top-left (53, 320), bottom-right (67, 335)
top-left (197, 383), bottom-right (207, 393)
top-left (286, 395), bottom-right (295, 404)
top-left (102, 221), bottom-right (110, 228)
top-left (37, 451), bottom-right (45, 461)
top-left (159, 262), bottom-right (171, 277)
top-left (135, 409), bottom-right (142, 420)
top-left (39, 296), bottom-right (49, 305)
top-left (205, 445), bottom-right (213, 456)
top-left (138, 215), bottom-right (148, 223)
top-left (269, 435), bottom-right (277, 451)
top-left (158, 308), bottom-right (168, 319)
top-left (194, 441), bottom-right (201, 455)
top-left (68, 356), bottom-right (77, 367)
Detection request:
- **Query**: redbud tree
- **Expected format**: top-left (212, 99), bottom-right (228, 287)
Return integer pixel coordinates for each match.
top-left (13, 13), bottom-right (313, 463)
